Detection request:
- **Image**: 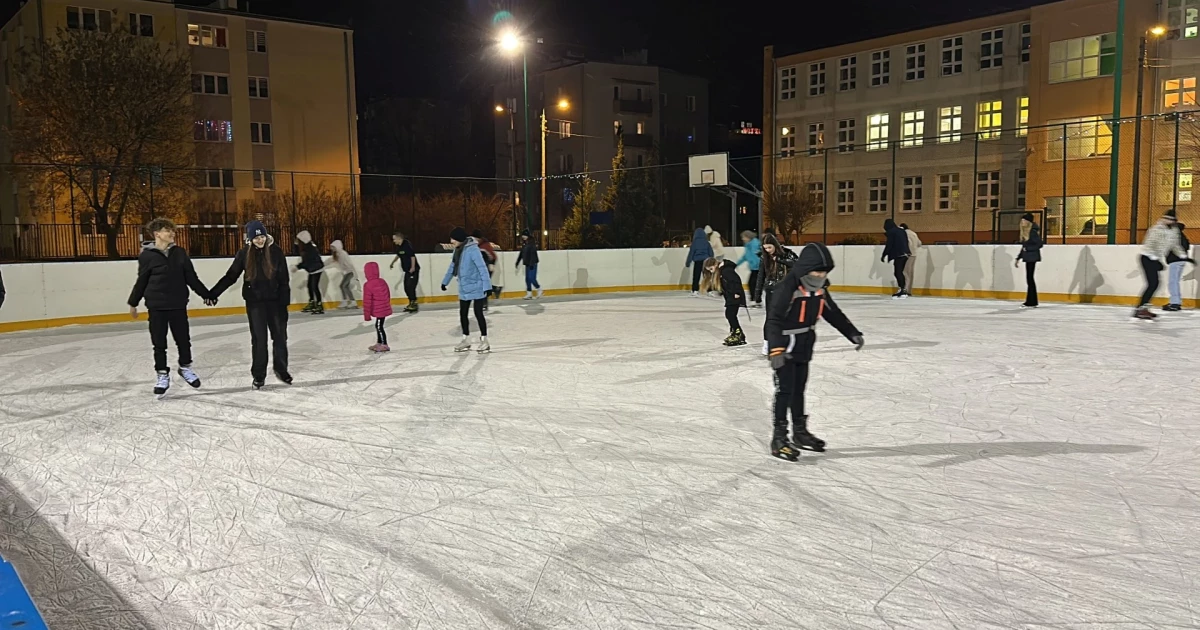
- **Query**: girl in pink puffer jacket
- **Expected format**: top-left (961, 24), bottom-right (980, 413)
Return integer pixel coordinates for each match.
top-left (362, 262), bottom-right (394, 352)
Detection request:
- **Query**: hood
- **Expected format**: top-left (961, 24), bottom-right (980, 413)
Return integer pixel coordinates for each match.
top-left (790, 243), bottom-right (836, 278)
top-left (330, 239), bottom-right (344, 253)
top-left (297, 230), bottom-right (312, 244)
top-left (364, 261), bottom-right (380, 280)
top-left (709, 230), bottom-right (722, 239)
top-left (693, 228), bottom-right (707, 242)
top-left (884, 219), bottom-right (897, 231)
top-left (142, 241), bottom-right (173, 253)
top-left (704, 225), bottom-right (713, 235)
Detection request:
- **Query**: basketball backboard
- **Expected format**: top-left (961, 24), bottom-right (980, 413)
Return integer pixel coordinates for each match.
top-left (688, 153), bottom-right (729, 188)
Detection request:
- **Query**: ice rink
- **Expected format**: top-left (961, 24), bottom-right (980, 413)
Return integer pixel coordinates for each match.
top-left (1, 291), bottom-right (1198, 629)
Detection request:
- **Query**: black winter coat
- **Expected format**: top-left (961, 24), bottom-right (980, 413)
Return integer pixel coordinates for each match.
top-left (127, 244), bottom-right (211, 310)
top-left (211, 244), bottom-right (292, 305)
top-left (1019, 225), bottom-right (1043, 263)
top-left (757, 246), bottom-right (798, 295)
top-left (0, 268), bottom-right (5, 309)
top-left (1168, 230), bottom-right (1192, 264)
top-left (882, 222), bottom-right (911, 262)
top-left (718, 260), bottom-right (747, 308)
top-left (297, 242), bottom-right (324, 274)
top-left (517, 238), bottom-right (540, 267)
top-left (766, 243), bottom-right (861, 363)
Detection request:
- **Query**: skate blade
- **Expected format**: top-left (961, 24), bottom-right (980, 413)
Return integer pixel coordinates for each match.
top-left (477, 348), bottom-right (491, 354)
top-left (796, 444), bottom-right (826, 453)
top-left (771, 450), bottom-right (800, 462)
top-left (154, 391), bottom-right (168, 400)
top-left (454, 348), bottom-right (472, 353)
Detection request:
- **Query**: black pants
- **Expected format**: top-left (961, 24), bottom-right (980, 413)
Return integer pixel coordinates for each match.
top-left (307, 274), bottom-right (322, 304)
top-left (460, 299), bottom-right (488, 336)
top-left (148, 309), bottom-right (192, 373)
top-left (748, 270), bottom-right (762, 303)
top-left (375, 317), bottom-right (388, 345)
top-left (1024, 261), bottom-right (1039, 307)
top-left (762, 288), bottom-right (775, 341)
top-left (1140, 255), bottom-right (1163, 307)
top-left (404, 269), bottom-right (420, 302)
top-left (773, 359), bottom-right (811, 438)
top-left (893, 258), bottom-right (907, 292)
top-left (246, 302), bottom-right (289, 380)
top-left (691, 263), bottom-right (703, 292)
top-left (725, 304), bottom-right (741, 333)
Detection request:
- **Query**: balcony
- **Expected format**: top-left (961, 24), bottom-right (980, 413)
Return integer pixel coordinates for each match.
top-left (620, 132), bottom-right (654, 149)
top-left (613, 98), bottom-right (653, 114)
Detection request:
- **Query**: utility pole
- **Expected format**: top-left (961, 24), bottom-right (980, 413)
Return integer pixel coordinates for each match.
top-left (1106, 0), bottom-right (1127, 244)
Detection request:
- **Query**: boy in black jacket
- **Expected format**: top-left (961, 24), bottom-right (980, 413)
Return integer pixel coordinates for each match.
top-left (765, 243), bottom-right (864, 460)
top-left (882, 219), bottom-right (912, 298)
top-left (294, 230), bottom-right (325, 314)
top-left (701, 257), bottom-right (748, 346)
top-left (128, 218), bottom-right (214, 397)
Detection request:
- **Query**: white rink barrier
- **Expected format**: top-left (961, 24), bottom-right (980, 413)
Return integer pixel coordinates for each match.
top-left (0, 244), bottom-right (1194, 332)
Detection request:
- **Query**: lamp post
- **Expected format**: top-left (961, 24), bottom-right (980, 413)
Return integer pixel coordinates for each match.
top-left (499, 30), bottom-right (533, 236)
top-left (1105, 0), bottom-right (1127, 244)
top-left (1130, 25), bottom-right (1167, 244)
top-left (540, 98), bottom-right (570, 250)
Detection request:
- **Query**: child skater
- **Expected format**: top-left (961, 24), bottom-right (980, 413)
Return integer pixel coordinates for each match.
top-left (441, 227), bottom-right (493, 353)
top-left (361, 261), bottom-right (393, 352)
top-left (326, 239), bottom-right (358, 309)
top-left (700, 257), bottom-right (748, 346)
top-left (127, 217), bottom-right (214, 398)
top-left (294, 230), bottom-right (325, 314)
top-left (765, 242), bottom-right (864, 461)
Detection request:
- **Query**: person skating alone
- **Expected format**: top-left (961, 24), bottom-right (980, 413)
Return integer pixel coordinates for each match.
top-left (516, 229), bottom-right (543, 300)
top-left (1015, 213), bottom-right (1043, 308)
top-left (389, 231), bottom-right (421, 313)
top-left (882, 219), bottom-right (912, 298)
top-left (1165, 222), bottom-right (1193, 312)
top-left (294, 230), bottom-right (325, 314)
top-left (326, 239), bottom-right (358, 309)
top-left (361, 262), bottom-right (394, 353)
top-left (765, 243), bottom-right (864, 460)
top-left (1135, 210), bottom-right (1193, 320)
top-left (700, 257), bottom-right (748, 346)
top-left (706, 225), bottom-right (726, 261)
top-left (756, 233), bottom-right (798, 356)
top-left (127, 218), bottom-right (214, 398)
top-left (210, 221), bottom-right (293, 389)
top-left (736, 230), bottom-right (763, 307)
top-left (685, 227), bottom-right (714, 296)
top-left (900, 223), bottom-right (922, 295)
top-left (442, 227), bottom-right (493, 353)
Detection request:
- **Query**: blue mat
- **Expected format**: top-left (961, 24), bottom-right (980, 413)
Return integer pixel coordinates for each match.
top-left (0, 558), bottom-right (47, 630)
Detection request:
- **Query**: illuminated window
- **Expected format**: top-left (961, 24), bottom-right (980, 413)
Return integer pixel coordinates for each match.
top-left (977, 100), bottom-right (1002, 140)
top-left (938, 106), bottom-right (962, 143)
top-left (188, 24), bottom-right (227, 48)
top-left (1049, 34), bottom-right (1116, 83)
top-left (1168, 0), bottom-right (1200, 39)
top-left (559, 121), bottom-right (572, 138)
top-left (901, 110), bottom-right (924, 147)
top-left (976, 171), bottom-right (1001, 211)
top-left (807, 122), bottom-right (824, 155)
top-left (1048, 116), bottom-right (1113, 160)
top-left (836, 180), bottom-right (855, 214)
top-left (193, 120), bottom-right (233, 142)
top-left (779, 66), bottom-right (797, 100)
top-left (941, 36), bottom-right (963, 75)
top-left (868, 178), bottom-right (889, 214)
top-left (1164, 77), bottom-right (1197, 108)
top-left (902, 176), bottom-right (923, 213)
top-left (938, 173), bottom-right (960, 211)
top-left (839, 56), bottom-right (857, 91)
top-left (1044, 196), bottom-right (1109, 236)
top-left (980, 29), bottom-right (1004, 69)
top-left (905, 43), bottom-right (926, 80)
top-left (867, 113), bottom-right (889, 151)
top-left (780, 126), bottom-right (796, 158)
top-left (808, 62), bottom-right (826, 96)
top-left (1018, 97), bottom-right (1029, 136)
top-left (870, 50), bottom-right (890, 86)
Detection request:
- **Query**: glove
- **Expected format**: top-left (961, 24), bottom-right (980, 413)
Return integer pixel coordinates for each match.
top-left (880, 255), bottom-right (886, 263)
top-left (851, 335), bottom-right (865, 352)
top-left (440, 284), bottom-right (447, 292)
top-left (768, 349), bottom-right (791, 370)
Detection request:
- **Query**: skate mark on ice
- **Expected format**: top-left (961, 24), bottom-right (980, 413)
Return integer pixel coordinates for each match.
top-left (817, 441), bottom-right (1144, 468)
top-left (816, 340), bottom-right (939, 354)
top-left (185, 370), bottom-right (457, 396)
top-left (614, 358), bottom-right (761, 385)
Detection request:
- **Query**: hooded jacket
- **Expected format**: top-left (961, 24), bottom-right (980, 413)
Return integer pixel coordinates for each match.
top-left (443, 238), bottom-right (493, 301)
top-left (127, 243), bottom-right (211, 310)
top-left (295, 230), bottom-right (324, 274)
top-left (516, 236), bottom-right (539, 268)
top-left (766, 243), bottom-right (861, 363)
top-left (706, 226), bottom-right (726, 258)
top-left (1167, 227), bottom-right (1192, 265)
top-left (717, 260), bottom-right (747, 307)
top-left (361, 262), bottom-right (394, 320)
top-left (686, 228), bottom-right (714, 266)
top-left (211, 241), bottom-right (292, 305)
top-left (326, 240), bottom-right (355, 275)
top-left (882, 220), bottom-right (911, 262)
top-left (756, 235), bottom-right (798, 294)
top-left (737, 237), bottom-right (762, 271)
top-left (1018, 224), bottom-right (1043, 263)
top-left (1142, 221), bottom-right (1189, 261)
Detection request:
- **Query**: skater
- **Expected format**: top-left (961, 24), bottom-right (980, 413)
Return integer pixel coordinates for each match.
top-left (473, 229), bottom-right (499, 310)
top-left (685, 227), bottom-right (713, 296)
top-left (1135, 210), bottom-right (1192, 319)
top-left (882, 219), bottom-right (911, 298)
top-left (1166, 222), bottom-right (1192, 312)
top-left (361, 262), bottom-right (393, 352)
top-left (900, 223), bottom-right (922, 294)
top-left (756, 233), bottom-right (798, 355)
top-left (705, 225), bottom-right (726, 260)
top-left (127, 218), bottom-right (213, 397)
top-left (516, 229), bottom-right (543, 299)
top-left (211, 221), bottom-right (293, 389)
top-left (0, 266), bottom-right (6, 309)
top-left (1015, 213), bottom-right (1042, 308)
top-left (389, 230), bottom-right (421, 313)
top-left (736, 230), bottom-right (763, 307)
top-left (442, 227), bottom-right (493, 353)
top-left (700, 257), bottom-right (748, 346)
top-left (326, 239), bottom-right (357, 309)
top-left (294, 230), bottom-right (325, 314)
top-left (765, 242), bottom-right (864, 460)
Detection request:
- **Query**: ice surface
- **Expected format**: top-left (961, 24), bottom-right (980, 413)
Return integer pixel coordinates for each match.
top-left (0, 292), bottom-right (1198, 630)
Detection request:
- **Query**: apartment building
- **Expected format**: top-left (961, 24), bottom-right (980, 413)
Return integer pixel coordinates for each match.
top-left (0, 0), bottom-right (358, 226)
top-left (764, 0), bottom-right (1174, 244)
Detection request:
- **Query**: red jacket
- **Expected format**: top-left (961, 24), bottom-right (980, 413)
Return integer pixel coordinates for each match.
top-left (361, 262), bottom-right (394, 319)
top-left (476, 238), bottom-right (497, 266)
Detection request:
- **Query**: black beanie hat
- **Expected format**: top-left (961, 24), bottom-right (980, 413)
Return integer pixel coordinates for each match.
top-left (1165, 208), bottom-right (1178, 220)
top-left (1021, 212), bottom-right (1035, 223)
top-left (521, 229), bottom-right (531, 238)
top-left (450, 227), bottom-right (469, 242)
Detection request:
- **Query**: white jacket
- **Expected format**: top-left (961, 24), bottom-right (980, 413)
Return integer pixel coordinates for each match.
top-left (707, 229), bottom-right (725, 258)
top-left (905, 229), bottom-right (922, 253)
top-left (326, 240), bottom-right (356, 275)
top-left (1142, 223), bottom-right (1187, 261)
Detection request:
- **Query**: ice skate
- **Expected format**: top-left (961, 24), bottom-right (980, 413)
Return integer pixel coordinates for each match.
top-left (1164, 304), bottom-right (1182, 312)
top-left (177, 365), bottom-right (201, 389)
top-left (153, 372), bottom-right (170, 398)
top-left (404, 300), bottom-right (419, 313)
top-left (252, 378), bottom-right (265, 390)
top-left (723, 329), bottom-right (746, 347)
top-left (274, 370), bottom-right (293, 385)
top-left (301, 301), bottom-right (315, 313)
top-left (691, 291), bottom-right (700, 297)
top-left (477, 337), bottom-right (491, 354)
top-left (310, 304), bottom-right (325, 315)
top-left (368, 343), bottom-right (383, 352)
top-left (770, 437), bottom-right (800, 461)
top-left (793, 416), bottom-right (826, 452)
top-left (377, 344), bottom-right (390, 353)
top-left (454, 336), bottom-right (473, 352)
top-left (1133, 307), bottom-right (1157, 320)
top-left (523, 291), bottom-right (533, 300)
top-left (536, 288), bottom-right (544, 299)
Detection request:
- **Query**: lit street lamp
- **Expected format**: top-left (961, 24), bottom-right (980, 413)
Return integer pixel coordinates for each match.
top-left (1130, 24), bottom-right (1167, 244)
top-left (498, 29), bottom-right (533, 238)
top-left (540, 98), bottom-right (570, 249)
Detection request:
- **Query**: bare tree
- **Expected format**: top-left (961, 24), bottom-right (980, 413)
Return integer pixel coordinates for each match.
top-left (764, 169), bottom-right (823, 244)
top-left (8, 26), bottom-right (194, 258)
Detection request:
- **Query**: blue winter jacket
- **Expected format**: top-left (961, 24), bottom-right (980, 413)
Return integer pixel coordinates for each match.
top-left (736, 237), bottom-right (762, 271)
top-left (686, 228), bottom-right (714, 266)
top-left (442, 239), bottom-right (493, 301)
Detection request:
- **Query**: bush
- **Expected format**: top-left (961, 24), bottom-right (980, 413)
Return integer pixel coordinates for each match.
top-left (840, 234), bottom-right (880, 246)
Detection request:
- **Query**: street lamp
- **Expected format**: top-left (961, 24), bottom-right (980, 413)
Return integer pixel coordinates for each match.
top-left (541, 98), bottom-right (570, 249)
top-left (1130, 24), bottom-right (1167, 244)
top-left (498, 28), bottom-right (533, 237)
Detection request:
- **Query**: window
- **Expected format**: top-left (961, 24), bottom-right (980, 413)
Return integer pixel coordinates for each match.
top-left (559, 121), bottom-right (572, 138)
top-left (780, 126), bottom-right (796, 158)
top-left (192, 73), bottom-right (229, 96)
top-left (976, 171), bottom-right (1001, 211)
top-left (636, 121), bottom-right (645, 135)
top-left (188, 24), bottom-right (228, 48)
top-left (1044, 195), bottom-right (1109, 236)
top-left (1048, 116), bottom-right (1113, 160)
top-left (193, 120), bottom-right (233, 142)
top-left (808, 62), bottom-right (826, 96)
top-left (837, 118), bottom-right (856, 153)
top-left (938, 106), bottom-right (963, 143)
top-left (836, 180), bottom-right (855, 214)
top-left (635, 87), bottom-right (644, 101)
top-left (941, 36), bottom-right (964, 76)
top-left (660, 93), bottom-right (668, 107)
top-left (1162, 159), bottom-right (1195, 203)
top-left (1021, 23), bottom-right (1032, 63)
top-left (1165, 77), bottom-right (1198, 108)
top-left (686, 95), bottom-right (696, 112)
top-left (1168, 0), bottom-right (1200, 39)
top-left (867, 113), bottom-right (889, 151)
top-left (250, 122), bottom-right (273, 145)
top-left (249, 77), bottom-right (269, 99)
top-left (938, 173), bottom-right (960, 211)
top-left (807, 122), bottom-right (825, 155)
top-left (977, 100), bottom-right (1002, 140)
top-left (66, 7), bottom-right (112, 31)
top-left (613, 86), bottom-right (621, 100)
top-left (868, 178), bottom-right (889, 213)
top-left (198, 169), bottom-right (233, 189)
top-left (870, 50), bottom-right (890, 86)
top-left (1049, 34), bottom-right (1116, 83)
top-left (1018, 97), bottom-right (1029, 136)
top-left (905, 43), bottom-right (926, 80)
top-left (252, 169), bottom-right (275, 190)
top-left (980, 29), bottom-right (1004, 69)
top-left (901, 110), bottom-right (924, 147)
top-left (129, 13), bottom-right (154, 37)
top-left (838, 56), bottom-right (857, 91)
top-left (1016, 169), bottom-right (1027, 208)
top-left (902, 176), bottom-right (923, 213)
top-left (636, 154), bottom-right (644, 167)
top-left (613, 120), bottom-right (622, 136)
top-left (780, 66), bottom-right (797, 100)
top-left (808, 182), bottom-right (825, 211)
